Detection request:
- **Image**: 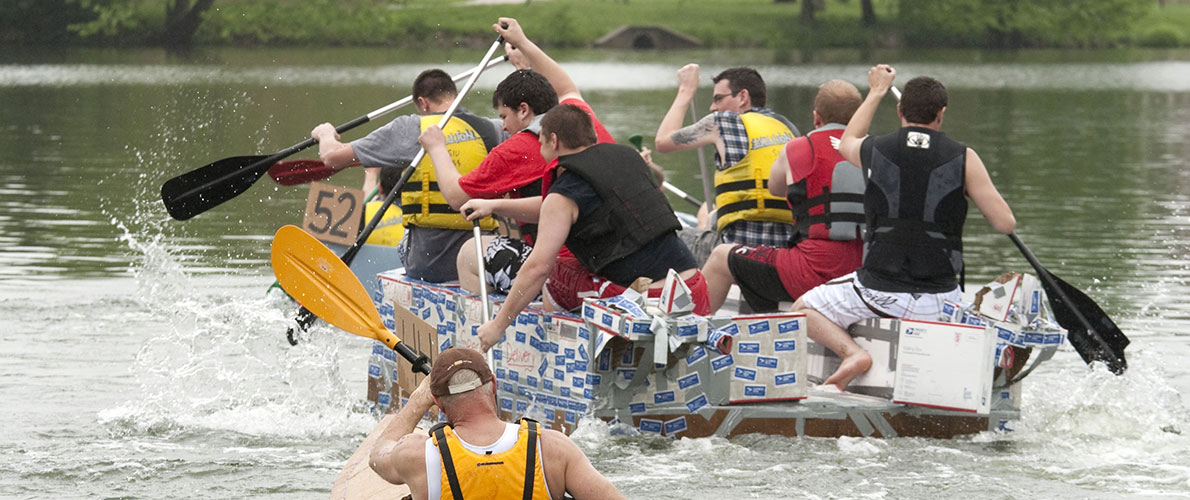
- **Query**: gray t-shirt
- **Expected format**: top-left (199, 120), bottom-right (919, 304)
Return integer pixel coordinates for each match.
top-left (351, 109), bottom-right (506, 283)
top-left (350, 110), bottom-right (507, 169)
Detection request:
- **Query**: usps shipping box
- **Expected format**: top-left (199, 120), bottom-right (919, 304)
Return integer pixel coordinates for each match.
top-left (892, 318), bottom-right (995, 414)
top-left (807, 318), bottom-right (899, 399)
top-left (725, 313), bottom-right (808, 403)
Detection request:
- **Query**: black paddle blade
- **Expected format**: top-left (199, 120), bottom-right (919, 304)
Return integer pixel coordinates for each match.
top-left (1041, 270), bottom-right (1130, 374)
top-left (160, 155), bottom-right (273, 220)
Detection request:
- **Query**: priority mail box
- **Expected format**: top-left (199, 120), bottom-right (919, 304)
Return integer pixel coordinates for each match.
top-left (892, 318), bottom-right (995, 414)
top-left (807, 318), bottom-right (898, 399)
top-left (724, 313), bottom-right (808, 403)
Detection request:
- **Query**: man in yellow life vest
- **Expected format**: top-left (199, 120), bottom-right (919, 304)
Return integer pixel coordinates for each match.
top-left (655, 65), bottom-right (800, 263)
top-left (370, 347), bottom-right (625, 500)
top-left (312, 69), bottom-right (506, 283)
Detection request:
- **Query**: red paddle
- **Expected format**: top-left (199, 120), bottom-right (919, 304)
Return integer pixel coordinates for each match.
top-left (267, 159), bottom-right (360, 186)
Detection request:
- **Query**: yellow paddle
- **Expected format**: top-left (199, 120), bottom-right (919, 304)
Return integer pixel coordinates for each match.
top-left (270, 224), bottom-right (431, 374)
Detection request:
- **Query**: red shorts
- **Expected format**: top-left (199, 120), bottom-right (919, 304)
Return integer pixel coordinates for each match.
top-left (543, 256), bottom-right (711, 315)
top-left (727, 239), bottom-right (863, 312)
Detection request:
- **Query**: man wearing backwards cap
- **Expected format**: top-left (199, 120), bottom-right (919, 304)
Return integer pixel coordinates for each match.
top-left (369, 347), bottom-right (625, 500)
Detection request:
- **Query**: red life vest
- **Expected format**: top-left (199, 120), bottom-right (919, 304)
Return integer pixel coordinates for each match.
top-left (786, 124), bottom-right (866, 243)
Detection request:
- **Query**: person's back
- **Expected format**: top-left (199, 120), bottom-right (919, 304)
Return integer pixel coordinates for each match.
top-left (793, 66), bottom-right (1016, 390)
top-left (858, 124), bottom-right (968, 292)
top-left (368, 347), bottom-right (625, 500)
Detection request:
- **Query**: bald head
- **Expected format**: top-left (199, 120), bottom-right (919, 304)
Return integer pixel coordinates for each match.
top-left (814, 79), bottom-right (862, 125)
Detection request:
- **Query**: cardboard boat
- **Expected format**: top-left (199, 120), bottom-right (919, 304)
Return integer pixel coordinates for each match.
top-left (335, 269), bottom-right (1063, 497)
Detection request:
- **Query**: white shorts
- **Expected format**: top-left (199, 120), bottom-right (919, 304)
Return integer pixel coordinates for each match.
top-left (801, 272), bottom-right (961, 329)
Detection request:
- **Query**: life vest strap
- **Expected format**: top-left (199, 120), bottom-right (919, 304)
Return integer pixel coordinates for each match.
top-left (523, 419), bottom-right (539, 500)
top-left (868, 216), bottom-right (962, 249)
top-left (431, 424), bottom-right (466, 500)
top-left (715, 179), bottom-right (768, 195)
top-left (717, 198), bottom-right (790, 217)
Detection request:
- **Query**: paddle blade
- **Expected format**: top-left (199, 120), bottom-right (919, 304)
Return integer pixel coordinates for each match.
top-left (1041, 270), bottom-right (1130, 374)
top-left (628, 134), bottom-right (643, 151)
top-left (270, 225), bottom-right (394, 347)
top-left (268, 160), bottom-right (357, 186)
top-left (161, 155), bottom-right (273, 220)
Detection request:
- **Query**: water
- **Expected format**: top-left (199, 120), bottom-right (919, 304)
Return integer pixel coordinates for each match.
top-left (1, 47), bottom-right (1189, 498)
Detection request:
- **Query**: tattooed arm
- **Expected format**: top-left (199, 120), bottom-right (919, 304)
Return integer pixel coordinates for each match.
top-left (655, 63), bottom-right (722, 154)
top-left (656, 112), bottom-right (721, 154)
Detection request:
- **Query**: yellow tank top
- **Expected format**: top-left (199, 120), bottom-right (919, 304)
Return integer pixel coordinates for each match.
top-left (432, 419), bottom-right (551, 500)
top-left (713, 111), bottom-right (795, 230)
top-left (400, 114), bottom-right (499, 231)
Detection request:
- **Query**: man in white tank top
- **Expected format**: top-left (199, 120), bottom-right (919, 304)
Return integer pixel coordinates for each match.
top-left (369, 347), bottom-right (624, 500)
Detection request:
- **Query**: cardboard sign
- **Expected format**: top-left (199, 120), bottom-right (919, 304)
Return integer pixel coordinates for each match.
top-left (303, 182), bottom-right (365, 246)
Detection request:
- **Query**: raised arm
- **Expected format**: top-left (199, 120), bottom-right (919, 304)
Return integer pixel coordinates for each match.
top-left (418, 125), bottom-right (471, 210)
top-left (839, 64), bottom-right (895, 166)
top-left (655, 64), bottom-right (720, 153)
top-left (369, 377), bottom-right (435, 488)
top-left (495, 18), bottom-right (581, 102)
top-left (964, 148), bottom-right (1016, 234)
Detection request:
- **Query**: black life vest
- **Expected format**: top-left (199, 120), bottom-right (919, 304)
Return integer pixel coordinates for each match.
top-left (858, 126), bottom-right (967, 292)
top-left (786, 124), bottom-right (866, 244)
top-left (553, 143), bottom-right (682, 274)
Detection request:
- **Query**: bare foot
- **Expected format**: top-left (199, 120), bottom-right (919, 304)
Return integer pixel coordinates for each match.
top-left (822, 351), bottom-right (873, 391)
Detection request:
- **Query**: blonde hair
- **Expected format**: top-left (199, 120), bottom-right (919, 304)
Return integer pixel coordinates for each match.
top-left (814, 80), bottom-right (862, 125)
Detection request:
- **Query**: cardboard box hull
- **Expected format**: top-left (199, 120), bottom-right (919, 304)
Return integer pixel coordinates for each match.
top-left (364, 271), bottom-right (1028, 439)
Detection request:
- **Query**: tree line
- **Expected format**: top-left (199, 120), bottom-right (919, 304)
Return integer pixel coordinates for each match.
top-left (1, 0), bottom-right (1173, 50)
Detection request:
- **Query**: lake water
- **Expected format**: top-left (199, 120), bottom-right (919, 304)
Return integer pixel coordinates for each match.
top-left (1, 46), bottom-right (1189, 499)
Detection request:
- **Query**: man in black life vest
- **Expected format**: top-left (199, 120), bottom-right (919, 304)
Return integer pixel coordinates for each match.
top-left (369, 347), bottom-right (624, 500)
top-left (794, 65), bottom-right (1017, 391)
top-left (461, 104), bottom-right (710, 352)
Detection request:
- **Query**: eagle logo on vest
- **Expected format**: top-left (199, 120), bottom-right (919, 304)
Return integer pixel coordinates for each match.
top-left (906, 131), bottom-right (930, 149)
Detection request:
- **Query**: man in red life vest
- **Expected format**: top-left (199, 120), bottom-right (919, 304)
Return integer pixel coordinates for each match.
top-left (701, 80), bottom-right (867, 313)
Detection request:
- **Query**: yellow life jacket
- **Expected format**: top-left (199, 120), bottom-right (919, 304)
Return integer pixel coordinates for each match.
top-left (362, 200), bottom-right (403, 247)
top-left (713, 111), bottom-right (796, 231)
top-left (431, 419), bottom-right (551, 500)
top-left (400, 115), bottom-right (499, 231)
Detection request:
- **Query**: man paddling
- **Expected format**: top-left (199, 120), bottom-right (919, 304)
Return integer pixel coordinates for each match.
top-left (418, 17), bottom-right (615, 296)
top-left (795, 66), bottom-right (1016, 390)
top-left (701, 80), bottom-right (866, 313)
top-left (310, 69), bottom-right (506, 283)
top-left (370, 347), bottom-right (625, 500)
top-left (462, 104), bottom-right (710, 352)
top-left (655, 65), bottom-right (800, 260)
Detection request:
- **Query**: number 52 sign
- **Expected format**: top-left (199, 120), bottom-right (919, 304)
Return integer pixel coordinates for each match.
top-left (302, 181), bottom-right (365, 246)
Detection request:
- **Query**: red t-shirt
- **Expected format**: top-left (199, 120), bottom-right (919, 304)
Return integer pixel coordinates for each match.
top-left (540, 98), bottom-right (615, 195)
top-left (458, 130), bottom-right (544, 200)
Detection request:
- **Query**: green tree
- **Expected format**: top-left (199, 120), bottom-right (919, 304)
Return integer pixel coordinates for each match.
top-left (2, 0), bottom-right (96, 44)
top-left (897, 0), bottom-right (1152, 48)
top-left (68, 0), bottom-right (217, 47)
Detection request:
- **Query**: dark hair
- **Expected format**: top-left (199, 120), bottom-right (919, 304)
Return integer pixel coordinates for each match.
top-left (492, 69), bottom-right (559, 115)
top-left (378, 163), bottom-right (407, 195)
top-left (412, 69), bottom-right (457, 103)
top-left (712, 67), bottom-right (767, 108)
top-left (540, 104), bottom-right (597, 149)
top-left (814, 80), bottom-right (862, 125)
top-left (899, 76), bottom-right (948, 124)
